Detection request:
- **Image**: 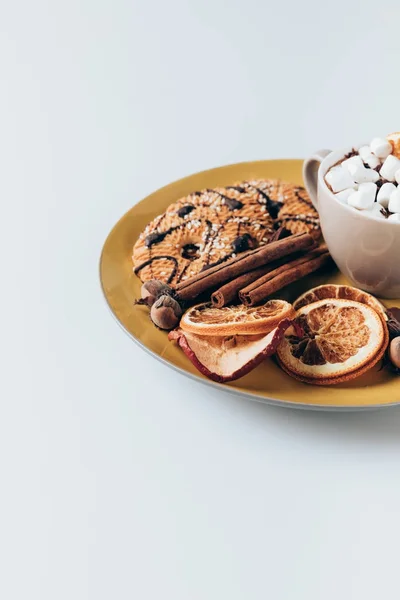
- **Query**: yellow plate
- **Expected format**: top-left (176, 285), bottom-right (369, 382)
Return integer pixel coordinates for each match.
top-left (100, 160), bottom-right (400, 410)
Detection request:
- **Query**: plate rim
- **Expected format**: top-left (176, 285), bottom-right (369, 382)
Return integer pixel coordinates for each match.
top-left (99, 159), bottom-right (400, 412)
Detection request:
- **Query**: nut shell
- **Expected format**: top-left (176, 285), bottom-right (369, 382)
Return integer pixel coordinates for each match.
top-left (141, 279), bottom-right (173, 307)
top-left (389, 338), bottom-right (400, 369)
top-left (150, 295), bottom-right (182, 330)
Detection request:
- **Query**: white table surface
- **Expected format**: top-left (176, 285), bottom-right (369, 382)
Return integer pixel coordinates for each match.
top-left (2, 1), bottom-right (400, 598)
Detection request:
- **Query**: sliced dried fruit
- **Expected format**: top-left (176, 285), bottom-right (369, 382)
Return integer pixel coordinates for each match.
top-left (293, 284), bottom-right (387, 321)
top-left (180, 299), bottom-right (295, 336)
top-left (169, 319), bottom-right (299, 383)
top-left (277, 299), bottom-right (388, 385)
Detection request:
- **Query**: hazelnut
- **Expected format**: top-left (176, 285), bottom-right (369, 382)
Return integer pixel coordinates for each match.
top-left (140, 280), bottom-right (173, 307)
top-left (150, 295), bottom-right (182, 330)
top-left (389, 338), bottom-right (400, 369)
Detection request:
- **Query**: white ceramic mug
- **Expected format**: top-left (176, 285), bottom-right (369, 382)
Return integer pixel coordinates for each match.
top-left (303, 147), bottom-right (400, 299)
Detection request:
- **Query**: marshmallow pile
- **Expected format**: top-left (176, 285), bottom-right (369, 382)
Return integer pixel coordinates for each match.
top-left (325, 134), bottom-right (400, 223)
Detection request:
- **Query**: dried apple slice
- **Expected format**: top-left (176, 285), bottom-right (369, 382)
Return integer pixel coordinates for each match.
top-left (169, 319), bottom-right (298, 383)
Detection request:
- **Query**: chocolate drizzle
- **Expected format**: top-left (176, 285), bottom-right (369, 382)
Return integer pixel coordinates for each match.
top-left (200, 254), bottom-right (233, 272)
top-left (142, 218), bottom-right (215, 278)
top-left (294, 188), bottom-right (314, 209)
top-left (249, 184), bottom-right (282, 219)
top-left (145, 231), bottom-right (168, 247)
top-left (176, 263), bottom-right (189, 284)
top-left (145, 224), bottom-right (184, 247)
top-left (207, 189), bottom-right (244, 210)
top-left (134, 255), bottom-right (179, 284)
top-left (224, 197), bottom-right (244, 210)
top-left (177, 205), bottom-right (195, 218)
top-left (227, 185), bottom-right (246, 193)
top-left (231, 233), bottom-right (254, 254)
top-left (181, 243), bottom-right (200, 260)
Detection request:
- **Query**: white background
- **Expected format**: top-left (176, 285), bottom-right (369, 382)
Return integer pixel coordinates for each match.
top-left (1, 1), bottom-right (400, 599)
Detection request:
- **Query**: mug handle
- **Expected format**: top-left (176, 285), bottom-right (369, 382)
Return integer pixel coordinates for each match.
top-left (302, 149), bottom-right (331, 209)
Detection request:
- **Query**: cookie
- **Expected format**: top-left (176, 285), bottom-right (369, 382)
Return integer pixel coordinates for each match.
top-left (132, 180), bottom-right (320, 286)
top-left (248, 179), bottom-right (320, 237)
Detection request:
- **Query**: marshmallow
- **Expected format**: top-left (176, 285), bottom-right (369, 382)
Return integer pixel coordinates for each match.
top-left (370, 137), bottom-right (392, 159)
top-left (342, 155), bottom-right (363, 174)
top-left (388, 213), bottom-right (400, 223)
top-left (325, 166), bottom-right (355, 193)
top-left (388, 187), bottom-right (400, 213)
top-left (363, 153), bottom-right (380, 169)
top-left (395, 169), bottom-right (400, 184)
top-left (348, 192), bottom-right (369, 210)
top-left (368, 203), bottom-right (386, 220)
top-left (351, 165), bottom-right (379, 184)
top-left (335, 188), bottom-right (355, 203)
top-left (380, 155), bottom-right (400, 181)
top-left (359, 182), bottom-right (377, 199)
top-left (358, 145), bottom-right (371, 160)
top-left (377, 182), bottom-right (396, 208)
top-left (347, 182), bottom-right (377, 210)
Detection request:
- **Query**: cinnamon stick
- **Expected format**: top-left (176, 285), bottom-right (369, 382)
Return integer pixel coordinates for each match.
top-left (210, 255), bottom-right (297, 308)
top-left (175, 233), bottom-right (315, 302)
top-left (239, 248), bottom-right (332, 306)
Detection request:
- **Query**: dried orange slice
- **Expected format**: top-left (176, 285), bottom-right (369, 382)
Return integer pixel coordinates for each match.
top-left (180, 299), bottom-right (295, 336)
top-left (277, 299), bottom-right (388, 385)
top-left (293, 284), bottom-right (387, 321)
top-left (387, 132), bottom-right (400, 158)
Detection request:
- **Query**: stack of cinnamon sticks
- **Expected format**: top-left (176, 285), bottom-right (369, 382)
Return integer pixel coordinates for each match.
top-left (175, 232), bottom-right (333, 308)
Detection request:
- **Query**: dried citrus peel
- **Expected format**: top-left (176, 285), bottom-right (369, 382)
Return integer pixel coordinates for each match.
top-left (277, 299), bottom-right (388, 384)
top-left (180, 299), bottom-right (295, 336)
